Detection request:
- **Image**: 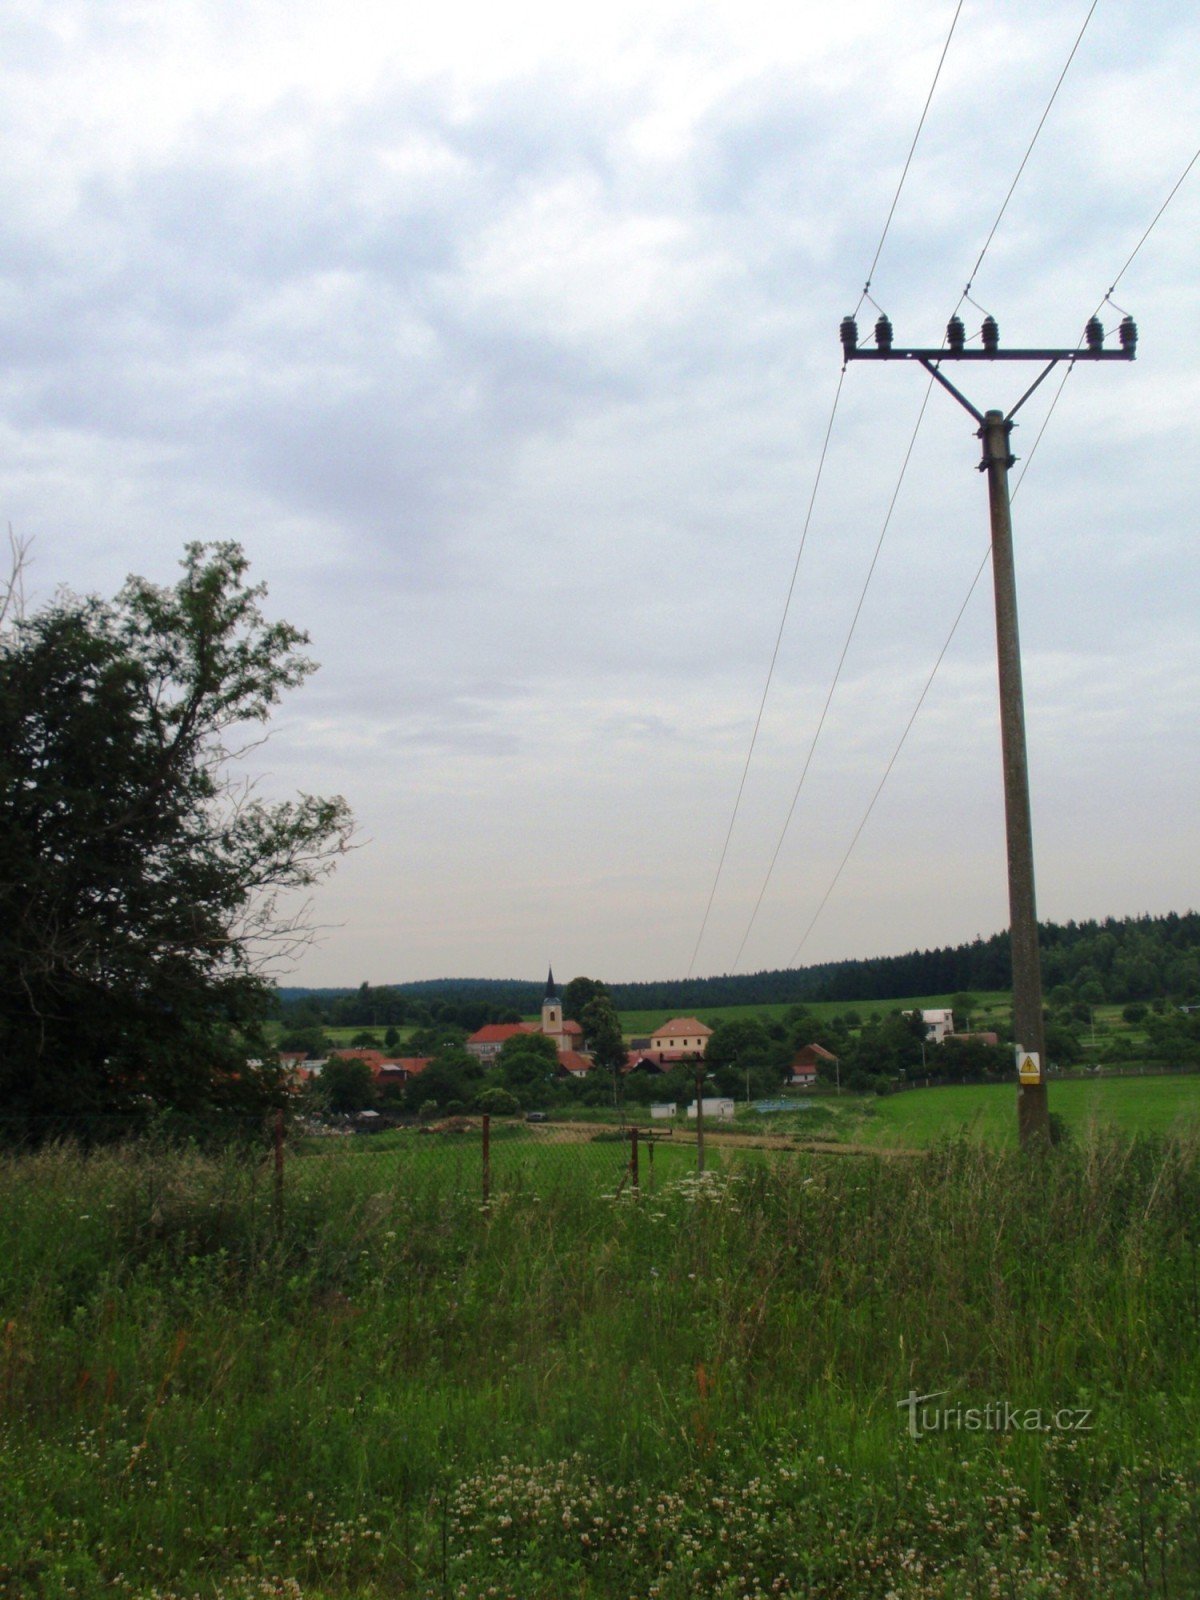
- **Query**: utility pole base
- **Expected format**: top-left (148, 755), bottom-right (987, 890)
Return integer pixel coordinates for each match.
top-left (1018, 1083), bottom-right (1051, 1147)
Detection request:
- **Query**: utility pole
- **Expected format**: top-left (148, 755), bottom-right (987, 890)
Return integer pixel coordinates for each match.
top-left (839, 310), bottom-right (1137, 1147)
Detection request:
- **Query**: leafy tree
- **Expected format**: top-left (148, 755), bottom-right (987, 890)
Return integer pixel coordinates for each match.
top-left (564, 976), bottom-right (609, 1028)
top-left (705, 1018), bottom-right (773, 1070)
top-left (475, 1086), bottom-right (520, 1116)
top-left (350, 1030), bottom-right (381, 1049)
top-left (277, 1027), bottom-right (328, 1058)
top-left (0, 543), bottom-right (353, 1117)
top-left (384, 1025), bottom-right (400, 1050)
top-left (405, 1048), bottom-right (483, 1113)
top-left (498, 1032), bottom-right (559, 1096)
top-left (406, 1024), bottom-right (469, 1056)
top-left (580, 996), bottom-right (626, 1075)
top-left (320, 1056), bottom-right (377, 1113)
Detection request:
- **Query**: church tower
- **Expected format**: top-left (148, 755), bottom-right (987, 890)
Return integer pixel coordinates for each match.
top-left (542, 966), bottom-right (565, 1051)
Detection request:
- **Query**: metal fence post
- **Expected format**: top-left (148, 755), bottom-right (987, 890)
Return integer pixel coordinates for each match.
top-left (482, 1113), bottom-right (490, 1205)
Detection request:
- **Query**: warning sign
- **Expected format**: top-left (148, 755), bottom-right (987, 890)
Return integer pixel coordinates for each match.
top-left (1017, 1050), bottom-right (1042, 1085)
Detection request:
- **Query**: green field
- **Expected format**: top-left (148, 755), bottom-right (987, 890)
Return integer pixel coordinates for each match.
top-left (726, 1073), bottom-right (1200, 1150)
top-left (3, 1117), bottom-right (1200, 1598)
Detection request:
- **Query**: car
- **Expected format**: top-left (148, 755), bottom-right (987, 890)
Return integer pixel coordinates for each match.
top-left (524, 1110), bottom-right (548, 1123)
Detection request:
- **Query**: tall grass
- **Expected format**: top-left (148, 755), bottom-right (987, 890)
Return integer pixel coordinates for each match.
top-left (1, 1130), bottom-right (1198, 1597)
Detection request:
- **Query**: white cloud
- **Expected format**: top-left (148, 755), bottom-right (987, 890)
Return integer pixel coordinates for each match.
top-left (2, 0), bottom-right (1198, 984)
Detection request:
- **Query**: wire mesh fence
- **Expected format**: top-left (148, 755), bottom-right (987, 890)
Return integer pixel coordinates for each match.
top-left (0, 1113), bottom-right (723, 1262)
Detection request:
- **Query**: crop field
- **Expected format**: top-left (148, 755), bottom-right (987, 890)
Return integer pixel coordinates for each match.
top-left (3, 1115), bottom-right (1200, 1600)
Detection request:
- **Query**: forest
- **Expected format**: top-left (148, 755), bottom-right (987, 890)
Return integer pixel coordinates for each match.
top-left (276, 910), bottom-right (1200, 1028)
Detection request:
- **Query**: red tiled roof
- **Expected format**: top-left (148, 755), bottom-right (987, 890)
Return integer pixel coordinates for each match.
top-left (556, 1050), bottom-right (593, 1075)
top-left (379, 1057), bottom-right (432, 1077)
top-left (652, 1018), bottom-right (713, 1038)
top-left (468, 1023), bottom-right (538, 1045)
top-left (329, 1048), bottom-right (387, 1068)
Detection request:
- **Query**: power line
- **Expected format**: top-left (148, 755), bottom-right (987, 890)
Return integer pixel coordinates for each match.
top-left (960, 0), bottom-right (1100, 302)
top-left (683, 4), bottom-right (967, 979)
top-left (729, 377), bottom-right (936, 970)
top-left (789, 544), bottom-right (990, 968)
top-left (684, 367), bottom-right (846, 979)
top-left (857, 0), bottom-right (966, 314)
top-left (734, 2), bottom-right (1111, 971)
top-left (785, 152), bottom-right (1199, 966)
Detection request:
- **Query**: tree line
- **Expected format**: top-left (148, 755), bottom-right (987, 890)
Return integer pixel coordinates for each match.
top-left (278, 910), bottom-right (1200, 1029)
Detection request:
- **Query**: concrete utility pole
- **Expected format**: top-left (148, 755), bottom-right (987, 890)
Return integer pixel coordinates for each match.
top-left (839, 311), bottom-right (1137, 1147)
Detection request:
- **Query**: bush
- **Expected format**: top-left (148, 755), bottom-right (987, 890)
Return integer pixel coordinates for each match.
top-left (475, 1087), bottom-right (521, 1117)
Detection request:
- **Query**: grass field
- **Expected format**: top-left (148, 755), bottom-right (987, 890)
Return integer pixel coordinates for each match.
top-left (732, 1074), bottom-right (1200, 1150)
top-left (3, 1117), bottom-right (1200, 1598)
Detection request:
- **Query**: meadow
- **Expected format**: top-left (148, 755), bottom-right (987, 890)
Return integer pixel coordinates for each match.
top-left (739, 1073), bottom-right (1200, 1150)
top-left (2, 1113), bottom-right (1199, 1599)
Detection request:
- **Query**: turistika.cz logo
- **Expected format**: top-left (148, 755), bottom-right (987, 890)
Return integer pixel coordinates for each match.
top-left (897, 1390), bottom-right (1093, 1440)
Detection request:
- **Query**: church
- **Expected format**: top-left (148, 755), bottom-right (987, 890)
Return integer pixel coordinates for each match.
top-left (465, 968), bottom-right (591, 1075)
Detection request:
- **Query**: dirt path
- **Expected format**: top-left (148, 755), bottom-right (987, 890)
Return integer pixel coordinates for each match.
top-left (527, 1119), bottom-right (920, 1157)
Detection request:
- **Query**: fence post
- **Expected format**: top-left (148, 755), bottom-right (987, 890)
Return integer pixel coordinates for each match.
top-left (630, 1125), bottom-right (639, 1194)
top-left (482, 1113), bottom-right (491, 1205)
top-left (695, 1067), bottom-right (705, 1174)
top-left (273, 1108), bottom-right (284, 1238)
top-left (648, 1137), bottom-right (656, 1192)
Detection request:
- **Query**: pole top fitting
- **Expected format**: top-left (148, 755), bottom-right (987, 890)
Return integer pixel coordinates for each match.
top-left (947, 316), bottom-right (965, 353)
top-left (1119, 315), bottom-right (1138, 355)
top-left (1085, 317), bottom-right (1104, 352)
top-left (874, 314), bottom-right (893, 351)
top-left (840, 316), bottom-right (858, 359)
top-left (981, 316), bottom-right (999, 355)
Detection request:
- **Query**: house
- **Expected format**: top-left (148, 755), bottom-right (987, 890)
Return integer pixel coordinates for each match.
top-left (648, 1017), bottom-right (712, 1063)
top-left (555, 1051), bottom-right (593, 1078)
top-left (621, 1051), bottom-right (667, 1075)
top-left (377, 1057), bottom-right (432, 1084)
top-left (788, 1043), bottom-right (837, 1087)
top-left (464, 1023), bottom-right (538, 1063)
top-left (328, 1047), bottom-right (389, 1074)
top-left (916, 1008), bottom-right (955, 1043)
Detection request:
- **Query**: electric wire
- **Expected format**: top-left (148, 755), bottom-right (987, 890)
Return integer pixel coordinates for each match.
top-left (683, 1), bottom-right (968, 979)
top-left (959, 0), bottom-right (1100, 303)
top-left (856, 0), bottom-right (966, 316)
top-left (733, 2), bottom-right (1116, 971)
top-left (786, 152), bottom-right (1200, 965)
top-left (684, 366), bottom-right (846, 979)
top-left (1001, 143), bottom-right (1199, 533)
top-left (728, 378), bottom-right (937, 971)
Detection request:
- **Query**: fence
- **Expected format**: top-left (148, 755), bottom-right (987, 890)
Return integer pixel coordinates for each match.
top-left (0, 1112), bottom-right (736, 1252)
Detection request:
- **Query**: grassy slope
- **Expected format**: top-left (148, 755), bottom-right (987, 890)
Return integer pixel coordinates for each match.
top-left (3, 1129), bottom-right (1200, 1598)
top-left (834, 1074), bottom-right (1200, 1149)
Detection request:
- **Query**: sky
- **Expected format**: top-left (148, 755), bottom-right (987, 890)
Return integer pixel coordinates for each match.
top-left (2, 0), bottom-right (1198, 988)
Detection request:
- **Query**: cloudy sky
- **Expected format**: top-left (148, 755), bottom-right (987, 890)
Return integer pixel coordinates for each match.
top-left (3, 0), bottom-right (1198, 987)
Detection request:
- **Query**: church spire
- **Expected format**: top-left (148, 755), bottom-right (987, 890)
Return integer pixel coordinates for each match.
top-left (544, 965), bottom-right (558, 1000)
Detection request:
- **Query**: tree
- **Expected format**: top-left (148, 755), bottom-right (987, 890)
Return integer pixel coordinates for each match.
top-left (580, 995), bottom-right (626, 1074)
top-left (498, 1032), bottom-right (559, 1097)
top-left (320, 1056), bottom-right (376, 1114)
top-left (563, 976), bottom-right (609, 1029)
top-left (0, 543), bottom-right (353, 1117)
